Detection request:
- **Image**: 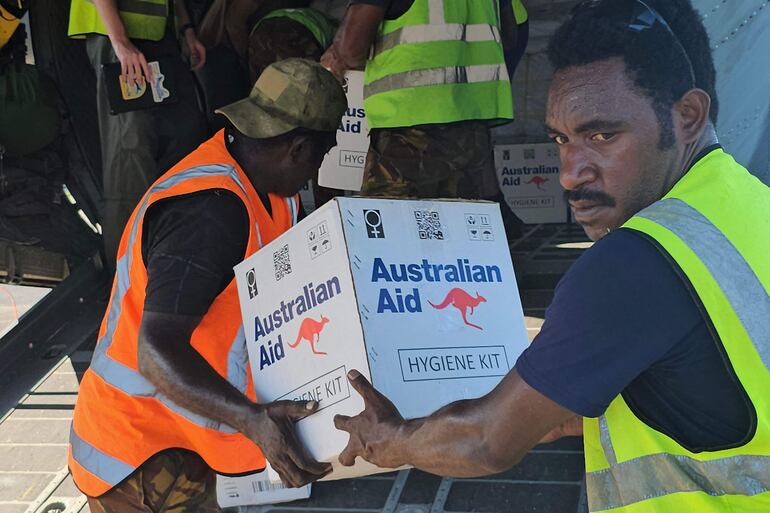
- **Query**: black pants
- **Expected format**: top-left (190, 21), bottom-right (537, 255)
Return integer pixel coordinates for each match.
top-left (86, 33), bottom-right (207, 268)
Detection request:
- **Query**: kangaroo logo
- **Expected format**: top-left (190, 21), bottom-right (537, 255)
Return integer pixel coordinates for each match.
top-left (429, 288), bottom-right (487, 330)
top-left (290, 316), bottom-right (330, 355)
top-left (526, 176), bottom-right (549, 191)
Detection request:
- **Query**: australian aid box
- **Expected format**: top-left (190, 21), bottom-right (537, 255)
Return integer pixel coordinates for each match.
top-left (317, 71), bottom-right (369, 192)
top-left (234, 198), bottom-right (529, 481)
top-left (494, 142), bottom-right (568, 224)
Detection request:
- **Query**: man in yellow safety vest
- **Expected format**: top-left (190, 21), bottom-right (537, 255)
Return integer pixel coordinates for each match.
top-left (331, 1), bottom-right (770, 511)
top-left (321, 0), bottom-right (525, 239)
top-left (68, 0), bottom-right (208, 268)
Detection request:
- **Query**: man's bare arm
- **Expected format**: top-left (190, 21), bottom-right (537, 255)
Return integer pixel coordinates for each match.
top-left (92, 0), bottom-right (153, 82)
top-left (335, 369), bottom-right (578, 476)
top-left (320, 4), bottom-right (385, 81)
top-left (138, 311), bottom-right (331, 487)
top-left (174, 0), bottom-right (206, 69)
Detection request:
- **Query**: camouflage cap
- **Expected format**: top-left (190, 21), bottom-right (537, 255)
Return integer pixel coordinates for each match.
top-left (216, 58), bottom-right (347, 139)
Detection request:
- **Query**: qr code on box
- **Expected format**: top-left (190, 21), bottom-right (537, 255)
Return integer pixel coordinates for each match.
top-left (273, 244), bottom-right (291, 281)
top-left (414, 210), bottom-right (444, 240)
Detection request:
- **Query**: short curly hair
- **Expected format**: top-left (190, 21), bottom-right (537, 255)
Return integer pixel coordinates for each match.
top-left (547, 0), bottom-right (718, 148)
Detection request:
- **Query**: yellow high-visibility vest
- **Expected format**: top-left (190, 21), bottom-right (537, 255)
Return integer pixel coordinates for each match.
top-left (68, 0), bottom-right (168, 41)
top-left (363, 0), bottom-right (513, 129)
top-left (584, 148), bottom-right (770, 512)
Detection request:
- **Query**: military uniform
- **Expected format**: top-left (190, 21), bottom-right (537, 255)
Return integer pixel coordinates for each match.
top-left (87, 450), bottom-right (218, 513)
top-left (363, 121), bottom-right (498, 199)
top-left (354, 0), bottom-right (524, 237)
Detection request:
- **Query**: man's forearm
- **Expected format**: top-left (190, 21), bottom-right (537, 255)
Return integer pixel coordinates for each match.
top-left (139, 311), bottom-right (334, 486)
top-left (391, 397), bottom-right (529, 476)
top-left (337, 370), bottom-right (575, 476)
top-left (138, 312), bottom-right (257, 432)
top-left (321, 4), bottom-right (383, 80)
top-left (93, 0), bottom-right (129, 42)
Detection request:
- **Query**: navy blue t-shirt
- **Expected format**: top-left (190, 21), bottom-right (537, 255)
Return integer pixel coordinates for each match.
top-left (515, 228), bottom-right (754, 452)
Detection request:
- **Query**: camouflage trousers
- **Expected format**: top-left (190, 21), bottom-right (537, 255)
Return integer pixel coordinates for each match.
top-left (87, 450), bottom-right (219, 513)
top-left (361, 121), bottom-right (501, 199)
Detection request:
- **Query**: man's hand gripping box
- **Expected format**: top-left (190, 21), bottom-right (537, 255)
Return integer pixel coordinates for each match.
top-left (235, 198), bottom-right (529, 482)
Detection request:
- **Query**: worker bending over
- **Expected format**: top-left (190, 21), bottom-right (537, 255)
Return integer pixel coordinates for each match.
top-left (69, 59), bottom-right (346, 513)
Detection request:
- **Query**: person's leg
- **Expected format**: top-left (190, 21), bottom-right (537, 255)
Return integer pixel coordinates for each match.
top-left (87, 450), bottom-right (218, 513)
top-left (136, 34), bottom-right (208, 177)
top-left (85, 34), bottom-right (160, 268)
top-left (361, 125), bottom-right (462, 198)
top-left (364, 120), bottom-right (523, 239)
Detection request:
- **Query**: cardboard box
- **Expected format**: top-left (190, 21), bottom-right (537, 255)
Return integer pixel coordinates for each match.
top-left (234, 198), bottom-right (528, 481)
top-left (317, 71), bottom-right (370, 192)
top-left (216, 471), bottom-right (310, 508)
top-left (494, 143), bottom-right (568, 224)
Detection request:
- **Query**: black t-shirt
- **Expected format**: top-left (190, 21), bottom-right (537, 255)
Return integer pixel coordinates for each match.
top-left (141, 187), bottom-right (305, 315)
top-left (141, 189), bottom-right (250, 316)
top-left (515, 228), bottom-right (754, 452)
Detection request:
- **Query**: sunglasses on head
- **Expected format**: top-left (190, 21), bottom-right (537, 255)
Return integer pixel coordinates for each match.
top-left (570, 0), bottom-right (697, 88)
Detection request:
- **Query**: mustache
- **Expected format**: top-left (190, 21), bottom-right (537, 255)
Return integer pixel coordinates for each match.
top-left (564, 188), bottom-right (616, 207)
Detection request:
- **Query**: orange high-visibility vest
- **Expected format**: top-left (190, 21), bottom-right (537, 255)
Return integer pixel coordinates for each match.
top-left (69, 131), bottom-right (301, 496)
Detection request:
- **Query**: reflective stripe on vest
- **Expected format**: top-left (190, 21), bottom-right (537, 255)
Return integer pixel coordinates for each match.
top-left (363, 0), bottom-right (512, 128)
top-left (588, 452), bottom-right (770, 511)
top-left (287, 195), bottom-right (299, 226)
top-left (636, 199), bottom-right (770, 371)
top-left (84, 165), bottom-right (250, 434)
top-left (584, 149), bottom-right (770, 512)
top-left (365, 63), bottom-right (508, 99)
top-left (70, 429), bottom-right (135, 487)
top-left (372, 23), bottom-right (501, 56)
top-left (254, 197), bottom-right (297, 248)
top-left (68, 0), bottom-right (167, 40)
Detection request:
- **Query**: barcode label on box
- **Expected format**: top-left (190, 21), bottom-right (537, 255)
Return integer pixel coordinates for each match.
top-left (251, 480), bottom-right (286, 493)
